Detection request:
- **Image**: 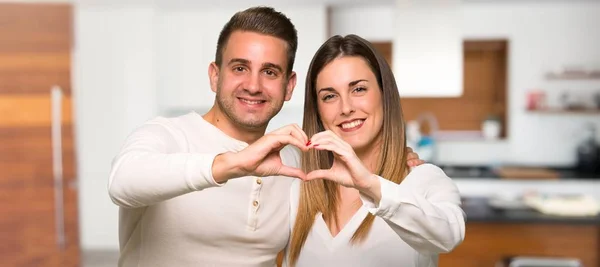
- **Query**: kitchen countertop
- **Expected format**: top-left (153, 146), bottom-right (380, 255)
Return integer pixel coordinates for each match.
top-left (438, 165), bottom-right (600, 180)
top-left (462, 197), bottom-right (600, 224)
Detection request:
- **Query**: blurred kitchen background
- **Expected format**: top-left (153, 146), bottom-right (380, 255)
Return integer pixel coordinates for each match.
top-left (1, 0), bottom-right (599, 266)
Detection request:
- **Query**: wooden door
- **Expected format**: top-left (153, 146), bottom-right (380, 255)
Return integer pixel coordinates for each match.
top-left (0, 3), bottom-right (79, 267)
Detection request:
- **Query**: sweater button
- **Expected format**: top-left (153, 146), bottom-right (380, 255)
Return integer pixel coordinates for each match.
top-left (253, 200), bottom-right (259, 207)
top-left (256, 178), bottom-right (262, 185)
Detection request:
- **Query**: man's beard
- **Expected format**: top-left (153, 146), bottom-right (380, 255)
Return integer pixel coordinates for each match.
top-left (215, 84), bottom-right (284, 130)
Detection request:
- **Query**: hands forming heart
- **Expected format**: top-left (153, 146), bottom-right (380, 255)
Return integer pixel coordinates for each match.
top-left (230, 123), bottom-right (424, 191)
top-left (304, 130), bottom-right (376, 191)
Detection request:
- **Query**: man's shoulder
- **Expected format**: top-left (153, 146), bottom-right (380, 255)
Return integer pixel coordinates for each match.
top-left (144, 112), bottom-right (197, 127)
top-left (128, 112), bottom-right (201, 146)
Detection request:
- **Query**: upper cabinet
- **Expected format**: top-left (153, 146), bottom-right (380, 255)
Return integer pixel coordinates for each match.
top-left (331, 2), bottom-right (463, 98)
top-left (393, 0), bottom-right (463, 97)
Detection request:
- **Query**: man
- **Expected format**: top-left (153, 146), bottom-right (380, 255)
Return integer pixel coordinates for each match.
top-left (108, 6), bottom-right (422, 267)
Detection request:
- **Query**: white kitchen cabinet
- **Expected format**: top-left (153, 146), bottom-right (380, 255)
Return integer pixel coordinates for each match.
top-left (393, 0), bottom-right (463, 97)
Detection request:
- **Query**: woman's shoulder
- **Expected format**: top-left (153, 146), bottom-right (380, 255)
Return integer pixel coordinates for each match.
top-left (410, 163), bottom-right (446, 175)
top-left (404, 163), bottom-right (453, 184)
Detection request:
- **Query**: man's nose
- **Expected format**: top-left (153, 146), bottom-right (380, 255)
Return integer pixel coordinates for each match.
top-left (244, 72), bottom-right (261, 94)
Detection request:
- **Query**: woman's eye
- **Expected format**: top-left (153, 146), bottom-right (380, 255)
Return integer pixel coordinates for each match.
top-left (322, 94), bottom-right (335, 101)
top-left (354, 87), bottom-right (366, 93)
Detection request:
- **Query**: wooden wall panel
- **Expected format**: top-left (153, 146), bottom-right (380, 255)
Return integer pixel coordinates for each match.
top-left (0, 3), bottom-right (78, 266)
top-left (0, 71), bottom-right (71, 95)
top-left (0, 96), bottom-right (73, 127)
top-left (0, 51), bottom-right (71, 95)
top-left (0, 3), bottom-right (72, 53)
top-left (370, 40), bottom-right (508, 137)
top-left (0, 126), bottom-right (76, 186)
top-left (0, 187), bottom-right (78, 267)
top-left (439, 223), bottom-right (599, 267)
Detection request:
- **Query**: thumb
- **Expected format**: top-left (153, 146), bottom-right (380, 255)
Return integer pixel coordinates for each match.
top-left (277, 165), bottom-right (307, 180)
top-left (306, 169), bottom-right (335, 181)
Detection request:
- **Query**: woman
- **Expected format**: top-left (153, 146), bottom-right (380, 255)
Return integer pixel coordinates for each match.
top-left (284, 35), bottom-right (466, 267)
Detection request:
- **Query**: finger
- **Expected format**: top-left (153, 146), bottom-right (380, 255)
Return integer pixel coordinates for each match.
top-left (407, 159), bottom-right (425, 168)
top-left (285, 123), bottom-right (308, 145)
top-left (310, 136), bottom-right (354, 160)
top-left (308, 133), bottom-right (334, 149)
top-left (264, 134), bottom-right (309, 152)
top-left (311, 142), bottom-right (350, 160)
top-left (278, 165), bottom-right (307, 180)
top-left (311, 130), bottom-right (352, 151)
top-left (292, 124), bottom-right (309, 145)
top-left (271, 124), bottom-right (308, 147)
top-left (310, 130), bottom-right (337, 142)
top-left (407, 159), bottom-right (419, 167)
top-left (406, 152), bottom-right (418, 160)
top-left (306, 169), bottom-right (335, 181)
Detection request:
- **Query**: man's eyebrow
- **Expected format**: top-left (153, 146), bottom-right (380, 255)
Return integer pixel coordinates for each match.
top-left (228, 58), bottom-right (250, 65)
top-left (262, 62), bottom-right (283, 73)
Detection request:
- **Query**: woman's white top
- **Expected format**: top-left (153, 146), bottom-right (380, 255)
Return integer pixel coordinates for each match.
top-left (283, 164), bottom-right (466, 267)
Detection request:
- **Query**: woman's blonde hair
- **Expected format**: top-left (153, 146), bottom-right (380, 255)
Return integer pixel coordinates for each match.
top-left (288, 34), bottom-right (409, 266)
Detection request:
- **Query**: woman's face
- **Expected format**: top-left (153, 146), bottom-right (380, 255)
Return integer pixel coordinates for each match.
top-left (315, 56), bottom-right (384, 153)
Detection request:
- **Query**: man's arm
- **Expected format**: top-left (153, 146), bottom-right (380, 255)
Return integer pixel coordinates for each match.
top-left (108, 120), bottom-right (227, 208)
top-left (108, 121), bottom-right (308, 209)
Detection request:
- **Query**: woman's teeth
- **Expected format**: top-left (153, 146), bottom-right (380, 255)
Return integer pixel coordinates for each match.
top-left (341, 120), bottom-right (364, 129)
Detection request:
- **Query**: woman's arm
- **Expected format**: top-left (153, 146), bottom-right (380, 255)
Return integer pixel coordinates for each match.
top-left (360, 163), bottom-right (466, 254)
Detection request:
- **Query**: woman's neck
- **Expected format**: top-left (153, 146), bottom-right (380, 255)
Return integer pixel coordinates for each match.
top-left (355, 141), bottom-right (381, 174)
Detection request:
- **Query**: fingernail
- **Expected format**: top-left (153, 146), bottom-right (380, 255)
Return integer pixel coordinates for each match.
top-left (306, 140), bottom-right (311, 146)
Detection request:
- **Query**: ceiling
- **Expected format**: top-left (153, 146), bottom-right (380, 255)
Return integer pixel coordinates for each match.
top-left (2, 0), bottom-right (596, 8)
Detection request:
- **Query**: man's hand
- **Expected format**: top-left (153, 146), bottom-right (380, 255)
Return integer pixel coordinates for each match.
top-left (406, 147), bottom-right (425, 168)
top-left (211, 124), bottom-right (309, 183)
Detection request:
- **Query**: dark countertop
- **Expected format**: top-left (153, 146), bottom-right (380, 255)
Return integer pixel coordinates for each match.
top-left (462, 197), bottom-right (600, 224)
top-left (438, 164), bottom-right (600, 180)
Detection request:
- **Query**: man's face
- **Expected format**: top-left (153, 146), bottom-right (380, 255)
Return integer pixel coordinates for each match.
top-left (209, 31), bottom-right (296, 129)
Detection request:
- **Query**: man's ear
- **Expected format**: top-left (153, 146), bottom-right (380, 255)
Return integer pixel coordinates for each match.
top-left (284, 71), bottom-right (297, 101)
top-left (208, 62), bottom-right (220, 93)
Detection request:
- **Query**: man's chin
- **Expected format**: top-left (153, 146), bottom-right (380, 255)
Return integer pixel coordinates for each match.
top-left (236, 117), bottom-right (270, 129)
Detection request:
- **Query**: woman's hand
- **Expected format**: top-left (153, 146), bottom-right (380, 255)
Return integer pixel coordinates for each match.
top-left (305, 130), bottom-right (378, 193)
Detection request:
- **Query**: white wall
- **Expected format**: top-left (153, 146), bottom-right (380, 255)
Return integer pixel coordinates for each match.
top-left (74, 3), bottom-right (327, 250)
top-left (331, 1), bottom-right (600, 166)
top-left (73, 4), bottom-right (158, 250)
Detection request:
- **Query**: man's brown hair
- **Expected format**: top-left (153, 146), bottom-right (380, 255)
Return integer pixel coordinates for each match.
top-left (215, 6), bottom-right (298, 75)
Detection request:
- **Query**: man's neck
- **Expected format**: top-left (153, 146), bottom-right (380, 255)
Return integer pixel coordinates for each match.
top-left (202, 105), bottom-right (266, 144)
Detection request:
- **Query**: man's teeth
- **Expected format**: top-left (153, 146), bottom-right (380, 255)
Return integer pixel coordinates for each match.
top-left (341, 120), bottom-right (364, 129)
top-left (240, 99), bottom-right (263, 105)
